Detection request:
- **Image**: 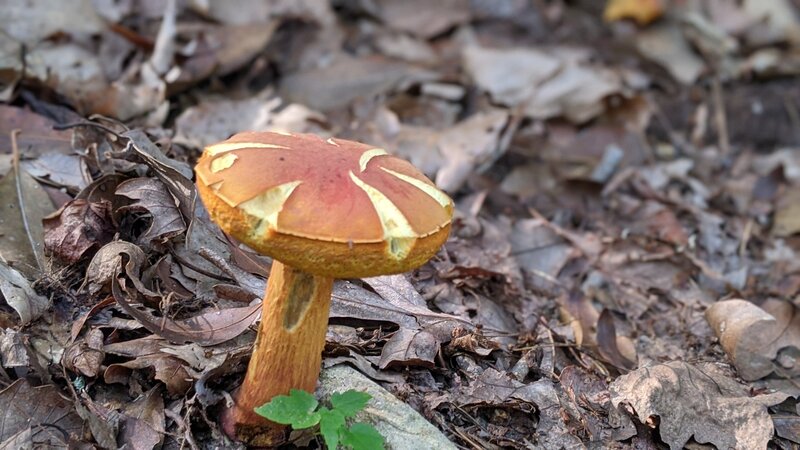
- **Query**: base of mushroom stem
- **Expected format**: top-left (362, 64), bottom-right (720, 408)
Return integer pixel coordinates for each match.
top-left (219, 394), bottom-right (288, 447)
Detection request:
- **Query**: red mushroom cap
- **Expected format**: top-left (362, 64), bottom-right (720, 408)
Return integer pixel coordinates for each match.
top-left (195, 131), bottom-right (453, 278)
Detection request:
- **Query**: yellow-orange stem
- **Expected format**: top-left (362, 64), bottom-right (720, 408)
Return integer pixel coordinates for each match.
top-left (223, 260), bottom-right (333, 446)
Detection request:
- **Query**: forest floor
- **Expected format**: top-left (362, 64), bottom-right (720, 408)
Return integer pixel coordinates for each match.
top-left (0, 0), bottom-right (799, 448)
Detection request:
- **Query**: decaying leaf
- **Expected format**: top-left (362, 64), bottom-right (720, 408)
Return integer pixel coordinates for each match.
top-left (118, 386), bottom-right (165, 450)
top-left (0, 261), bottom-right (49, 325)
top-left (0, 379), bottom-right (85, 447)
top-left (44, 199), bottom-right (115, 264)
top-left (610, 361), bottom-right (787, 450)
top-left (705, 298), bottom-right (800, 380)
top-left (62, 327), bottom-right (104, 377)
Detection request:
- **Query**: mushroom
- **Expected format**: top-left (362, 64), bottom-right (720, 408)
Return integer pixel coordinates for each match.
top-left (194, 131), bottom-right (453, 445)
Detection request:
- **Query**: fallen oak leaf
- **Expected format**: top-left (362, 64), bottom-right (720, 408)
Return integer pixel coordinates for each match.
top-left (610, 361), bottom-right (788, 450)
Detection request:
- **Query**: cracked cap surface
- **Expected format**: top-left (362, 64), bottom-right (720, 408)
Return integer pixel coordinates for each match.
top-left (195, 131), bottom-right (453, 278)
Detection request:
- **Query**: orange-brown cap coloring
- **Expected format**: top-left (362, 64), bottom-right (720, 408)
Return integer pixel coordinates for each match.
top-left (195, 131), bottom-right (453, 278)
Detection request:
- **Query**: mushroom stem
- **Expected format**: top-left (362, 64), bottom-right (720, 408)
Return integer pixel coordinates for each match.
top-left (222, 260), bottom-right (333, 446)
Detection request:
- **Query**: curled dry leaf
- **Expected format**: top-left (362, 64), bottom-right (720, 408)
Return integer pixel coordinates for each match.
top-left (62, 327), bottom-right (104, 377)
top-left (116, 177), bottom-right (186, 245)
top-left (610, 361), bottom-right (788, 450)
top-left (44, 199), bottom-right (115, 264)
top-left (0, 261), bottom-right (49, 325)
top-left (705, 298), bottom-right (800, 380)
top-left (82, 241), bottom-right (146, 295)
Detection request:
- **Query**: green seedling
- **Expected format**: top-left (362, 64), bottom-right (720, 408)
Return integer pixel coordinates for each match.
top-left (255, 389), bottom-right (385, 450)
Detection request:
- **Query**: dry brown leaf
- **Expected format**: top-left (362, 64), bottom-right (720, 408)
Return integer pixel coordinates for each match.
top-left (379, 328), bottom-right (438, 369)
top-left (44, 199), bottom-right (115, 264)
top-left (118, 386), bottom-right (165, 450)
top-left (610, 361), bottom-right (787, 450)
top-left (0, 379), bottom-right (85, 447)
top-left (596, 309), bottom-right (637, 371)
top-left (105, 354), bottom-right (193, 396)
top-left (0, 105), bottom-right (73, 157)
top-left (705, 299), bottom-right (800, 380)
top-left (62, 327), bottom-right (104, 377)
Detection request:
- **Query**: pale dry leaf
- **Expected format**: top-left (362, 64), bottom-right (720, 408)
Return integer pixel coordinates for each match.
top-left (0, 157), bottom-right (54, 276)
top-left (610, 361), bottom-right (786, 450)
top-left (435, 109), bottom-right (510, 193)
top-left (279, 56), bottom-right (432, 111)
top-left (378, 328), bottom-right (438, 369)
top-left (636, 23), bottom-right (706, 85)
top-left (0, 0), bottom-right (103, 45)
top-left (197, 0), bottom-right (336, 26)
top-left (21, 153), bottom-right (91, 191)
top-left (0, 261), bottom-right (49, 325)
top-left (0, 329), bottom-right (30, 370)
top-left (774, 189), bottom-right (800, 237)
top-left (372, 0), bottom-right (470, 38)
top-left (462, 45), bottom-right (561, 105)
top-left (174, 94), bottom-right (324, 149)
top-left (705, 299), bottom-right (800, 380)
top-left (527, 64), bottom-right (622, 123)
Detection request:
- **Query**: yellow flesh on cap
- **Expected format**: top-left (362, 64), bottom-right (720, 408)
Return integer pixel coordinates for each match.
top-left (348, 170), bottom-right (416, 258)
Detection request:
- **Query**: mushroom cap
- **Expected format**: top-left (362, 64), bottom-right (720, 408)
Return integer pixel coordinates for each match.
top-left (195, 131), bottom-right (453, 278)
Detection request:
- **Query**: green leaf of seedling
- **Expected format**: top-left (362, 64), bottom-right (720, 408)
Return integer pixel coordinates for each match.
top-left (254, 389), bottom-right (321, 429)
top-left (341, 423), bottom-right (385, 450)
top-left (330, 390), bottom-right (372, 418)
top-left (318, 407), bottom-right (346, 450)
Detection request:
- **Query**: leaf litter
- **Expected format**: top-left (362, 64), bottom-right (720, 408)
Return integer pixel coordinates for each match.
top-left (0, 1), bottom-right (799, 448)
